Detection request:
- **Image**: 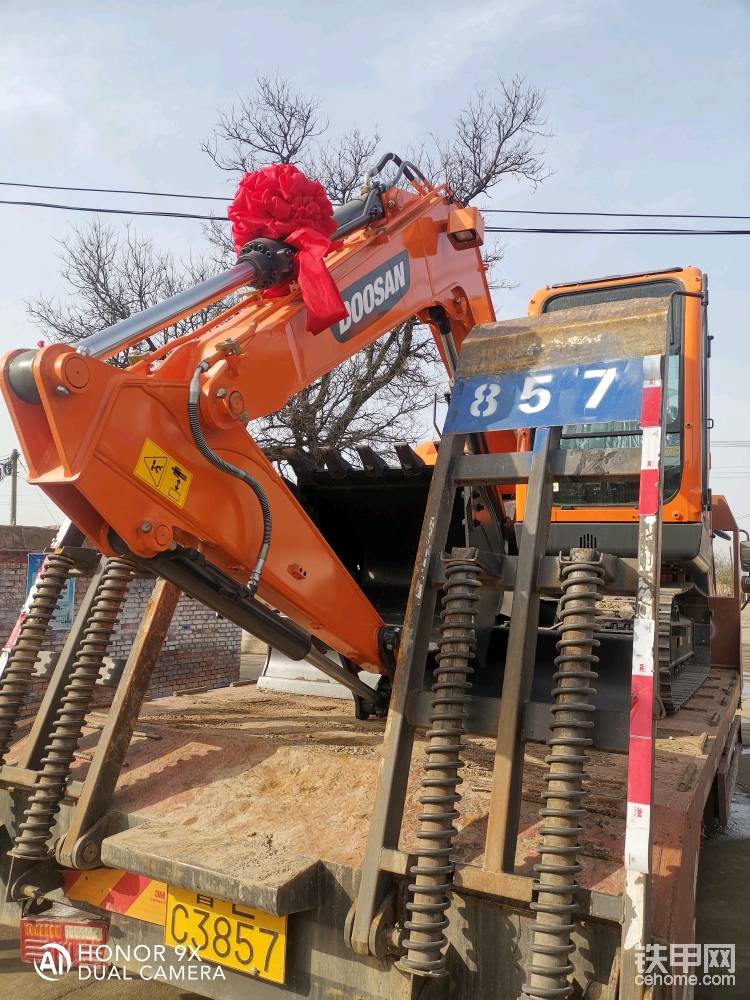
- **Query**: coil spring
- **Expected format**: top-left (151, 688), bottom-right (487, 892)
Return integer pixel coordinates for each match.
top-left (0, 552), bottom-right (75, 765)
top-left (522, 550), bottom-right (604, 1000)
top-left (396, 551), bottom-right (480, 978)
top-left (11, 557), bottom-right (135, 862)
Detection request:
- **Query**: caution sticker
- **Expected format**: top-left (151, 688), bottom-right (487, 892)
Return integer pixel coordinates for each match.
top-left (133, 438), bottom-right (193, 509)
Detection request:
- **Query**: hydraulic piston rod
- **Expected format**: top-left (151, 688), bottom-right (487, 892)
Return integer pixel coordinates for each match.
top-left (115, 541), bottom-right (382, 708)
top-left (70, 186), bottom-right (387, 362)
top-left (79, 262), bottom-right (258, 361)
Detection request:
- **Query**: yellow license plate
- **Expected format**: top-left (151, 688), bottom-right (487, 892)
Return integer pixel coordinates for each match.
top-left (164, 885), bottom-right (286, 983)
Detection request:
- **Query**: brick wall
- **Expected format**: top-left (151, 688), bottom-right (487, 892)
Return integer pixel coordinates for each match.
top-left (0, 535), bottom-right (241, 714)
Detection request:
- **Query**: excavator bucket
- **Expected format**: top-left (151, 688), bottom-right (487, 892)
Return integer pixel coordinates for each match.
top-left (282, 442), bottom-right (466, 625)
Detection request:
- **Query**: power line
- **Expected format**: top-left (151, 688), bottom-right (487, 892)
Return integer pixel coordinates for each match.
top-left (481, 208), bottom-right (750, 221)
top-left (0, 180), bottom-right (228, 202)
top-left (2, 198), bottom-right (749, 235)
top-left (484, 225), bottom-right (750, 236)
top-left (0, 198), bottom-right (220, 221)
top-left (1, 180), bottom-right (748, 221)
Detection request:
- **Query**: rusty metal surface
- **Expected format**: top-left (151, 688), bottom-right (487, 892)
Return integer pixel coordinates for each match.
top-left (454, 447), bottom-right (642, 487)
top-left (457, 297), bottom-right (670, 378)
top-left (349, 432), bottom-right (468, 955)
top-left (17, 559), bottom-right (109, 772)
top-left (485, 427), bottom-right (559, 873)
top-left (708, 494), bottom-right (744, 669)
top-left (431, 551), bottom-right (639, 597)
top-left (56, 578), bottom-right (180, 870)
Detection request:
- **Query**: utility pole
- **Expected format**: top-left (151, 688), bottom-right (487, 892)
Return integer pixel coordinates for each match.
top-left (9, 449), bottom-right (19, 526)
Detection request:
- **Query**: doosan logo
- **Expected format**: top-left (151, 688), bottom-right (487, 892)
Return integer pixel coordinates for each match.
top-left (333, 251), bottom-right (410, 341)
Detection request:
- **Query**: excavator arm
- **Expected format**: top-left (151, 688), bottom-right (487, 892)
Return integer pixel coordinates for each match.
top-left (1, 161), bottom-right (496, 675)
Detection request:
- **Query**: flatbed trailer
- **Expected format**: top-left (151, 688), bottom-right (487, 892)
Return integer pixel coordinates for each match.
top-left (1, 666), bottom-right (741, 999)
top-left (1, 260), bottom-right (747, 999)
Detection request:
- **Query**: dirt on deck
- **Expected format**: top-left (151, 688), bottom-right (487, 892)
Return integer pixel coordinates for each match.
top-left (7, 666), bottom-right (730, 905)
top-left (110, 687), bottom-right (631, 888)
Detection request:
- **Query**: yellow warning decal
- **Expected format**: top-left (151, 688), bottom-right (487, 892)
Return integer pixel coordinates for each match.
top-left (133, 437), bottom-right (193, 509)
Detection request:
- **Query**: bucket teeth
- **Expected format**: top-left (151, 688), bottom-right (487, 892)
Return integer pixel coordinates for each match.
top-left (322, 447), bottom-right (354, 478)
top-left (356, 445), bottom-right (390, 475)
top-left (395, 442), bottom-right (426, 475)
top-left (284, 443), bottom-right (431, 482)
top-left (281, 447), bottom-right (318, 479)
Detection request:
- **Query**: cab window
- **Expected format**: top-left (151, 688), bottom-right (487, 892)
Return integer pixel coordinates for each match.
top-left (543, 280), bottom-right (683, 507)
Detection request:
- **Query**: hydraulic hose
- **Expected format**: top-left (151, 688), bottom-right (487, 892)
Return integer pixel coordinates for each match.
top-left (188, 361), bottom-right (271, 596)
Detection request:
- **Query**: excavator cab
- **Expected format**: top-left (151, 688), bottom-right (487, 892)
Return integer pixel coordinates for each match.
top-left (521, 266), bottom-right (710, 554)
top-left (513, 267), bottom-right (714, 713)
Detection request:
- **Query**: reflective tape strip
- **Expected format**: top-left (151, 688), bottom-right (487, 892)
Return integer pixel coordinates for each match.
top-left (641, 353), bottom-right (662, 384)
top-left (638, 470), bottom-right (660, 517)
top-left (626, 717), bottom-right (654, 804)
top-left (624, 802), bottom-right (651, 873)
top-left (639, 426), bottom-right (662, 515)
top-left (631, 617), bottom-right (655, 678)
top-left (640, 426), bottom-right (661, 470)
top-left (65, 869), bottom-right (167, 925)
top-left (630, 673), bottom-right (654, 740)
top-left (640, 385), bottom-right (662, 427)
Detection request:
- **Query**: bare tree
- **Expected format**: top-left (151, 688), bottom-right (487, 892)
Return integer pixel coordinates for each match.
top-left (310, 128), bottom-right (381, 205)
top-left (27, 220), bottom-right (227, 367)
top-left (29, 74), bottom-right (548, 463)
top-left (201, 74), bottom-right (327, 172)
top-left (422, 76), bottom-right (549, 204)
top-left (256, 319), bottom-right (435, 464)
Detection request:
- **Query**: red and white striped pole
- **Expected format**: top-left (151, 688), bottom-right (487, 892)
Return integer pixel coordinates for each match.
top-left (621, 353), bottom-right (666, 996)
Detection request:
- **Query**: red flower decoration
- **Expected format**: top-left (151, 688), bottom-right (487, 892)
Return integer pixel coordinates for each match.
top-left (228, 164), bottom-right (346, 334)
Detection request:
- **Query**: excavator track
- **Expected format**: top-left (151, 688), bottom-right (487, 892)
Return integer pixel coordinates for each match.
top-left (657, 586), bottom-right (711, 715)
top-left (593, 586), bottom-right (711, 716)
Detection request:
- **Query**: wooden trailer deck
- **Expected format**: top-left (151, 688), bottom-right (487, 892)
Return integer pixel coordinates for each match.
top-left (1, 662), bottom-right (740, 1000)
top-left (12, 664), bottom-right (734, 933)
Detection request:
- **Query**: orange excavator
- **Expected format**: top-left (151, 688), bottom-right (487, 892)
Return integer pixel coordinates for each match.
top-left (1, 155), bottom-right (510, 709)
top-left (0, 155), bottom-right (745, 1000)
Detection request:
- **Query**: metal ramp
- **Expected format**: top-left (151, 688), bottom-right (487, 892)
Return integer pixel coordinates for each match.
top-left (348, 298), bottom-right (671, 999)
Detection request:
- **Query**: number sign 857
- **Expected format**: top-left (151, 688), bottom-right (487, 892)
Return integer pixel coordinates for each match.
top-left (445, 357), bottom-right (647, 434)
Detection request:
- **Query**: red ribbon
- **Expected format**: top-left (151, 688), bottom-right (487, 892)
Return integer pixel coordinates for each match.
top-left (228, 164), bottom-right (347, 335)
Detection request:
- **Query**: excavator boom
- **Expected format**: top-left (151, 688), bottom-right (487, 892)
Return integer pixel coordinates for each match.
top-left (1, 164), bottom-right (495, 674)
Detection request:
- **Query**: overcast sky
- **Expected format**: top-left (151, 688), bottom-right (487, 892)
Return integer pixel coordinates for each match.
top-left (1, 0), bottom-right (748, 529)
